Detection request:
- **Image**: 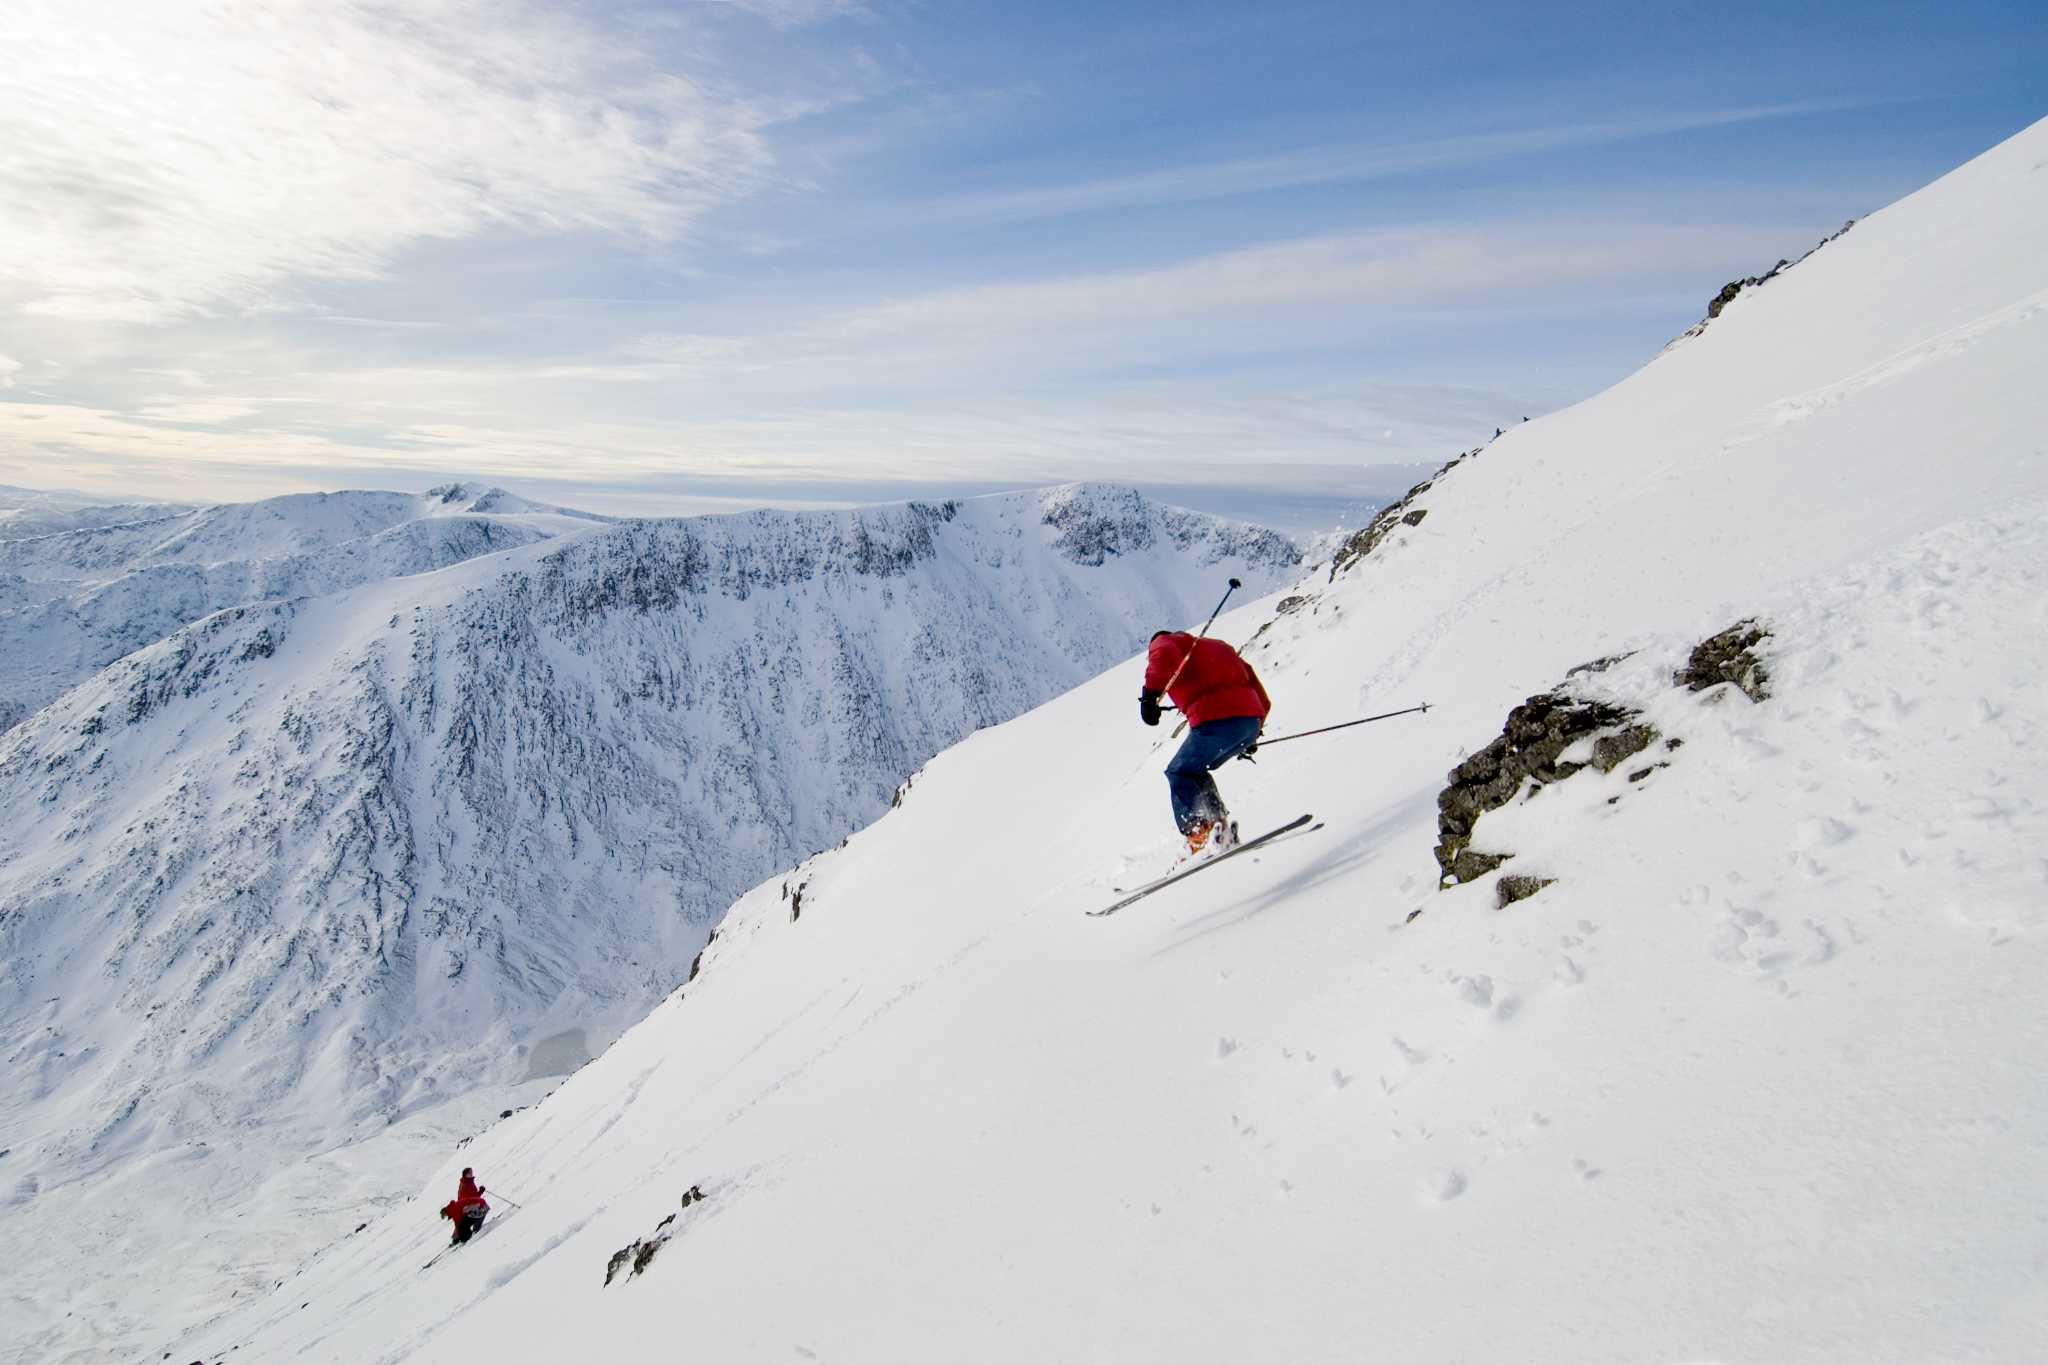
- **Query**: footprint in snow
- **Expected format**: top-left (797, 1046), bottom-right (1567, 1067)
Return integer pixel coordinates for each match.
top-left (1958, 794), bottom-right (2013, 824)
top-left (1792, 816), bottom-right (1855, 849)
top-left (1712, 909), bottom-right (1838, 975)
top-left (1379, 1037), bottom-right (1427, 1094)
top-left (1447, 972), bottom-right (1493, 1009)
top-left (1944, 895), bottom-right (2048, 939)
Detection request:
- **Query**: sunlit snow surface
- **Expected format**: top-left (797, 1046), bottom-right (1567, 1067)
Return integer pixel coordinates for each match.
top-left (0, 483), bottom-right (1298, 1364)
top-left (0, 483), bottom-right (612, 732)
top-left (58, 117), bottom-right (2048, 1361)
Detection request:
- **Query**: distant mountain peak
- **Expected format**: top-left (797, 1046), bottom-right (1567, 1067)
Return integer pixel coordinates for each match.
top-left (0, 484), bottom-right (617, 733)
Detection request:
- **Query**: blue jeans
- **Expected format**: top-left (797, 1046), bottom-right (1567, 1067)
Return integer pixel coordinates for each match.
top-left (1165, 715), bottom-right (1262, 833)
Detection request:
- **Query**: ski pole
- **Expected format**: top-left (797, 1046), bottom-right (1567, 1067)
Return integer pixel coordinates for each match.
top-left (1256, 703), bottom-right (1431, 747)
top-left (483, 1190), bottom-right (524, 1209)
top-left (1159, 577), bottom-right (1241, 697)
top-left (1156, 577), bottom-right (1244, 738)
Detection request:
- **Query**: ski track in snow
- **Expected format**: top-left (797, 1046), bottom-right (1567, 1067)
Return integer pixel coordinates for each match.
top-left (1731, 285), bottom-right (2048, 444)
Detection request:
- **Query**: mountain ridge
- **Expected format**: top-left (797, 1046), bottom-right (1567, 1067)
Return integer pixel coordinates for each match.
top-left (158, 116), bottom-right (2048, 1365)
top-left (0, 482), bottom-right (614, 732)
top-left (0, 481), bottom-right (1301, 1364)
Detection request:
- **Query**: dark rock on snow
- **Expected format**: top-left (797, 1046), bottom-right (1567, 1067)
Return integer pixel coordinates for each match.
top-left (1675, 619), bottom-right (1772, 702)
top-left (1436, 618), bottom-right (1780, 898)
top-left (1495, 875), bottom-right (1555, 909)
top-left (1686, 221), bottom-right (1855, 332)
top-left (1434, 689), bottom-right (1649, 886)
top-left (605, 1185), bottom-right (708, 1286)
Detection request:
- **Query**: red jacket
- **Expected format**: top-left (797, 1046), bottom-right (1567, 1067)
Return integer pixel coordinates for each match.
top-left (442, 1172), bottom-right (488, 1221)
top-left (1144, 633), bottom-right (1271, 729)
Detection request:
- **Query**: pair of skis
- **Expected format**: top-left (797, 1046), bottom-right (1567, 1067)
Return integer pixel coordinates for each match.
top-left (421, 1214), bottom-right (503, 1270)
top-left (1089, 814), bottom-right (1318, 917)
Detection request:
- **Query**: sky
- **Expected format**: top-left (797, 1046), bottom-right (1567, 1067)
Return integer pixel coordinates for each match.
top-left (0, 0), bottom-right (2041, 531)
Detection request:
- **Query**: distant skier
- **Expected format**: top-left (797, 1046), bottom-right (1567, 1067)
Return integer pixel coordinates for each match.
top-left (1139, 630), bottom-right (1272, 855)
top-left (439, 1167), bottom-right (490, 1245)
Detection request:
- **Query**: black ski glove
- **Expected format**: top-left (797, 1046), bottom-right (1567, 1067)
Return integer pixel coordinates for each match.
top-left (1139, 690), bottom-right (1163, 727)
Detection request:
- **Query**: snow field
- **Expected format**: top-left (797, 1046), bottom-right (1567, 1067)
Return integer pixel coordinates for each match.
top-left (0, 484), bottom-right (1298, 1364)
top-left (184, 120), bottom-right (2048, 1363)
top-left (0, 483), bottom-right (606, 732)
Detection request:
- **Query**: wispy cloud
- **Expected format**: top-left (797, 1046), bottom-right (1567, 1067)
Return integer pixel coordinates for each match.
top-left (0, 195), bottom-right (1820, 512)
top-left (717, 0), bottom-right (871, 29)
top-left (134, 401), bottom-right (264, 425)
top-left (608, 216), bottom-right (1809, 391)
top-left (0, 0), bottom-right (1962, 517)
top-left (0, 375), bottom-right (1517, 514)
top-left (895, 100), bottom-right (1903, 228)
top-left (0, 0), bottom-right (785, 323)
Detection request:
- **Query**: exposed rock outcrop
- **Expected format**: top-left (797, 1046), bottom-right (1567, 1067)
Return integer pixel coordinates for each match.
top-left (1435, 619), bottom-right (1777, 899)
top-left (1682, 221), bottom-right (1856, 335)
top-left (604, 1185), bottom-right (707, 1286)
top-left (1675, 619), bottom-right (1771, 702)
top-left (1330, 472), bottom-right (1443, 578)
top-left (1434, 689), bottom-right (1652, 886)
top-left (1495, 875), bottom-right (1555, 909)
top-left (1324, 436), bottom-right (1513, 582)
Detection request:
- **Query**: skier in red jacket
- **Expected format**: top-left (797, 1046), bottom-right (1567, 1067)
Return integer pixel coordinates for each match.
top-left (1140, 630), bottom-right (1272, 854)
top-left (439, 1167), bottom-right (490, 1245)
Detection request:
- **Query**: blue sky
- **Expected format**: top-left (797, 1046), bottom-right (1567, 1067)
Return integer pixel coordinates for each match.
top-left (0, 0), bottom-right (2040, 531)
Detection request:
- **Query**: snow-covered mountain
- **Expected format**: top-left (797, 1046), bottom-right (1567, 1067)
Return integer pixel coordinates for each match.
top-left (0, 482), bottom-right (1298, 1365)
top-left (164, 120), bottom-right (2048, 1364)
top-left (0, 484), bottom-right (192, 538)
top-left (0, 482), bottom-right (611, 732)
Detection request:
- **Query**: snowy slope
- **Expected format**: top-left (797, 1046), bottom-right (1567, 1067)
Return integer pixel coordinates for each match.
top-left (0, 483), bottom-right (1297, 1365)
top-left (0, 484), bottom-right (192, 539)
top-left (178, 120), bottom-right (2048, 1365)
top-left (0, 483), bottom-right (610, 732)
